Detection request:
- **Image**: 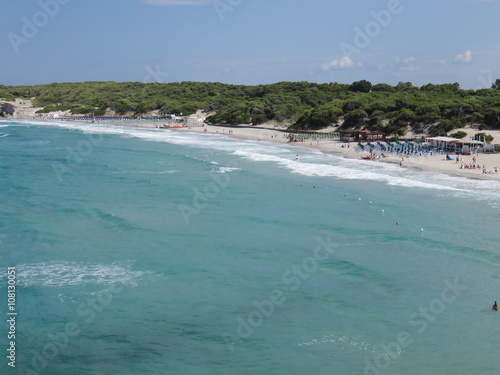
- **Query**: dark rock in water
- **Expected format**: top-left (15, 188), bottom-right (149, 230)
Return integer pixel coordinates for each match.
top-left (0, 102), bottom-right (15, 116)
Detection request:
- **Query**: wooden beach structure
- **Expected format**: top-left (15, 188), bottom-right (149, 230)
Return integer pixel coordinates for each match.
top-left (425, 136), bottom-right (489, 154)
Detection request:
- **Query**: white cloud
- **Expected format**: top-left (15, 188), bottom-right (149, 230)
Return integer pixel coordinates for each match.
top-left (395, 56), bottom-right (416, 64)
top-left (395, 56), bottom-right (419, 71)
top-left (402, 56), bottom-right (416, 64)
top-left (454, 50), bottom-right (473, 63)
top-left (440, 50), bottom-right (473, 65)
top-left (142, 0), bottom-right (212, 5)
top-left (400, 66), bottom-right (420, 72)
top-left (321, 56), bottom-right (360, 71)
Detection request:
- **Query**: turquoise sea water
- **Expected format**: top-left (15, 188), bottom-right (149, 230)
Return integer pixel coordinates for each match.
top-left (0, 119), bottom-right (499, 375)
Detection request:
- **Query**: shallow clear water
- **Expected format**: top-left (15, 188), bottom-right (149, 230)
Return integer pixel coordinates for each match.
top-left (0, 120), bottom-right (499, 374)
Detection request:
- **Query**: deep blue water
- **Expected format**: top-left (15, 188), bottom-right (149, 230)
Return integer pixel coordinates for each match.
top-left (0, 120), bottom-right (499, 375)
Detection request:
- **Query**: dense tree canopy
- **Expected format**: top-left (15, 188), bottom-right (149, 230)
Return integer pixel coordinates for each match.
top-left (1, 80), bottom-right (500, 136)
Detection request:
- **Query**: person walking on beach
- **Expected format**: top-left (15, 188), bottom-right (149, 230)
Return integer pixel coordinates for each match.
top-left (493, 301), bottom-right (498, 311)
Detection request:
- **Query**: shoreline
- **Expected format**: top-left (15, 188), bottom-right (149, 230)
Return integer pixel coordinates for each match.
top-left (157, 122), bottom-right (500, 182)
top-left (8, 118), bottom-right (500, 182)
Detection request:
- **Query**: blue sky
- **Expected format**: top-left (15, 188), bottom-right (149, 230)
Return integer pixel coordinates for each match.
top-left (1, 0), bottom-right (499, 89)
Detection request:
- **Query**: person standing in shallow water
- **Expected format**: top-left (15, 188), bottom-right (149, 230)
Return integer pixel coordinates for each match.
top-left (493, 301), bottom-right (498, 311)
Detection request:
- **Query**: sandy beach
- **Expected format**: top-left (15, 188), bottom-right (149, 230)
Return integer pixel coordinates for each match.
top-left (114, 120), bottom-right (500, 182)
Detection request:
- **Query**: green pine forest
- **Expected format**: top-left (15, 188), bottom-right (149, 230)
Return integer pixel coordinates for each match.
top-left (2, 80), bottom-right (500, 137)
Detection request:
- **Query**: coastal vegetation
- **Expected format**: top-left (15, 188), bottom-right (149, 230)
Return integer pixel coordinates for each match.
top-left (1, 80), bottom-right (500, 137)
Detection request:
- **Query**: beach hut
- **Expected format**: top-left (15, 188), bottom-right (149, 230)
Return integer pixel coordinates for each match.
top-left (425, 136), bottom-right (459, 152)
top-left (453, 139), bottom-right (485, 154)
top-left (425, 137), bottom-right (486, 154)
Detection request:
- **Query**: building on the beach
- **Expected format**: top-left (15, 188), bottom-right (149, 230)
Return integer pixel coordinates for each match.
top-left (186, 115), bottom-right (204, 127)
top-left (339, 130), bottom-right (386, 142)
top-left (425, 136), bottom-right (489, 153)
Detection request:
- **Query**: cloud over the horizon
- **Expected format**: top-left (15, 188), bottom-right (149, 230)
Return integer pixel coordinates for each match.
top-left (440, 50), bottom-right (473, 65)
top-left (454, 50), bottom-right (473, 63)
top-left (321, 56), bottom-right (360, 71)
top-left (395, 56), bottom-right (420, 71)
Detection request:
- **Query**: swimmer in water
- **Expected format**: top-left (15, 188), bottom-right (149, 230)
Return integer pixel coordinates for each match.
top-left (493, 301), bottom-right (498, 311)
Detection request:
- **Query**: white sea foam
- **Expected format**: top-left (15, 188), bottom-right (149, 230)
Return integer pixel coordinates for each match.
top-left (298, 334), bottom-right (379, 352)
top-left (216, 167), bottom-right (241, 174)
top-left (233, 149), bottom-right (464, 191)
top-left (158, 170), bottom-right (178, 174)
top-left (113, 170), bottom-right (178, 175)
top-left (0, 133), bottom-right (10, 138)
top-left (1, 260), bottom-right (157, 288)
